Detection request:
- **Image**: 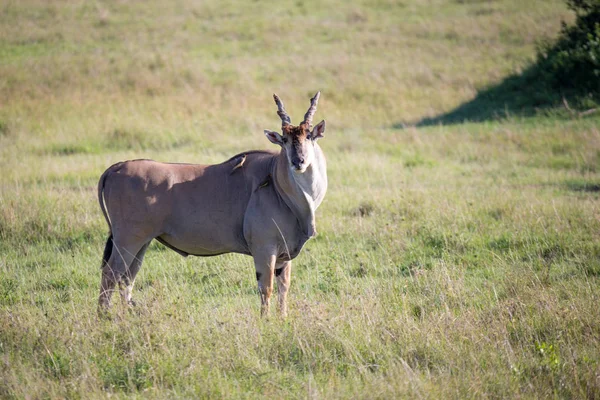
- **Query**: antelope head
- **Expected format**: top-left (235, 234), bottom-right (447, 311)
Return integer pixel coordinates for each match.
top-left (264, 92), bottom-right (326, 174)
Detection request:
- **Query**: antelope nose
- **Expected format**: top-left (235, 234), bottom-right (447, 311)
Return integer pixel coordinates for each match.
top-left (292, 157), bottom-right (304, 169)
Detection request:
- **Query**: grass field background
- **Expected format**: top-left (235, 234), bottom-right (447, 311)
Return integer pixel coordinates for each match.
top-left (1, 0), bottom-right (600, 398)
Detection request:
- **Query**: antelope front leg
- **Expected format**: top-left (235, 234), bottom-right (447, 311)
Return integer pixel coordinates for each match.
top-left (254, 253), bottom-right (276, 317)
top-left (275, 260), bottom-right (292, 317)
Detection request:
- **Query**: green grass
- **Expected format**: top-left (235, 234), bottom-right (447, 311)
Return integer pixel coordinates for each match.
top-left (1, 0), bottom-right (600, 398)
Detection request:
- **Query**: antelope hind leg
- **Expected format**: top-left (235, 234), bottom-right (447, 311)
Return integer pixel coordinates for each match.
top-left (98, 239), bottom-right (144, 314)
top-left (119, 241), bottom-right (151, 307)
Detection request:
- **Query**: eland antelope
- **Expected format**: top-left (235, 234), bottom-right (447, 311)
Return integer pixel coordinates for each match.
top-left (98, 92), bottom-right (327, 317)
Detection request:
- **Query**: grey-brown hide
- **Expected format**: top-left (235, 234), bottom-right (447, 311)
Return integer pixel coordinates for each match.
top-left (98, 92), bottom-right (327, 317)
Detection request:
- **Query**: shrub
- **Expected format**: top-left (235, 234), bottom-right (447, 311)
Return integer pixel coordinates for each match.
top-left (537, 0), bottom-right (600, 100)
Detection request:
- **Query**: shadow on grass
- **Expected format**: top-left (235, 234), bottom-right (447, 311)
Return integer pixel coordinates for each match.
top-left (401, 65), bottom-right (565, 128)
top-left (564, 179), bottom-right (600, 193)
top-left (401, 5), bottom-right (600, 128)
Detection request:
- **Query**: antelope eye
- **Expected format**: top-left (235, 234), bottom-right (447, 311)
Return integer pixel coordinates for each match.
top-left (282, 137), bottom-right (288, 144)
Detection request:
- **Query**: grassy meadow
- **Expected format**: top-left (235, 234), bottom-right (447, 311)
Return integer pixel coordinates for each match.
top-left (1, 0), bottom-right (600, 398)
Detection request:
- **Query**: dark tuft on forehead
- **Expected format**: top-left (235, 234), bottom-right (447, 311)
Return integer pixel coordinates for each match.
top-left (283, 123), bottom-right (309, 140)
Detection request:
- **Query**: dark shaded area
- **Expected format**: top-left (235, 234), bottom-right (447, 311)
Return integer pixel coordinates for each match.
top-left (402, 3), bottom-right (599, 127)
top-left (407, 67), bottom-right (562, 127)
top-left (565, 180), bottom-right (600, 192)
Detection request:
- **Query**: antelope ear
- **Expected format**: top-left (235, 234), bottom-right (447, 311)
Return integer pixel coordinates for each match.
top-left (311, 120), bottom-right (326, 140)
top-left (264, 130), bottom-right (284, 146)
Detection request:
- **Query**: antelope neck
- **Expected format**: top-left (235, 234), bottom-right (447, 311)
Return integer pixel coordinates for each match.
top-left (272, 146), bottom-right (326, 238)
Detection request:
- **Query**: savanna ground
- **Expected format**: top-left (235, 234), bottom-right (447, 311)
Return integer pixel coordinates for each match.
top-left (1, 0), bottom-right (599, 398)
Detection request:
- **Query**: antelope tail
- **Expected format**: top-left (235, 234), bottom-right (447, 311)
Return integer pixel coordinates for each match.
top-left (98, 163), bottom-right (123, 269)
top-left (97, 162), bottom-right (123, 233)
